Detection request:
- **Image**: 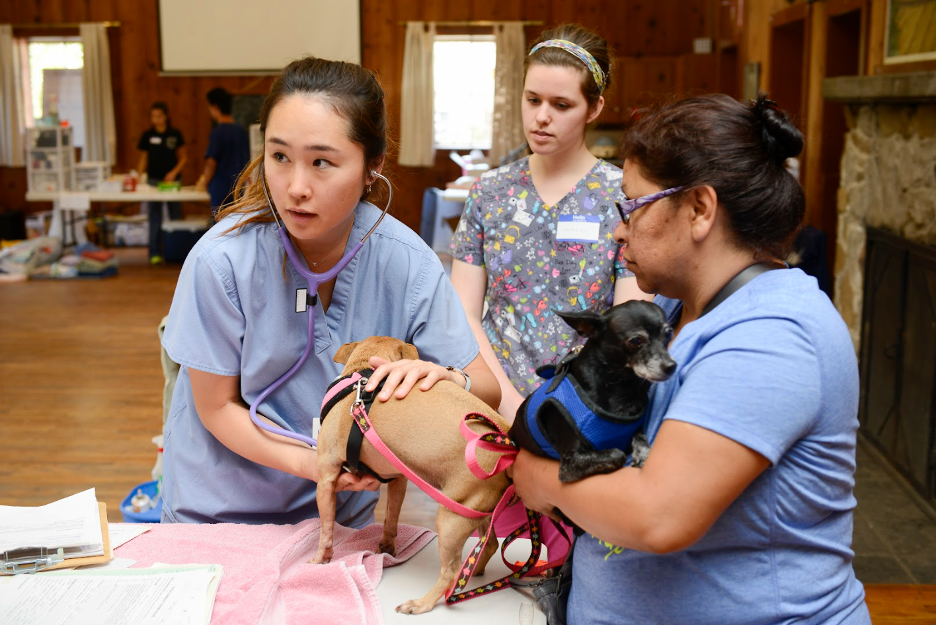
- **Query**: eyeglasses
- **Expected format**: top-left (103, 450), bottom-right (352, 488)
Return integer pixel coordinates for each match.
top-left (615, 186), bottom-right (685, 224)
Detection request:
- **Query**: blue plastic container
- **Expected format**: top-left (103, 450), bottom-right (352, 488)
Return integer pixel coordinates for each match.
top-left (121, 480), bottom-right (162, 523)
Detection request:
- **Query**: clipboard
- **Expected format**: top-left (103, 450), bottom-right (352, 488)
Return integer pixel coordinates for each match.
top-left (0, 502), bottom-right (112, 574)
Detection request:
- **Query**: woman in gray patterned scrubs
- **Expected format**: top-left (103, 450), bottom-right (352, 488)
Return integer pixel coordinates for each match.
top-left (450, 24), bottom-right (650, 420)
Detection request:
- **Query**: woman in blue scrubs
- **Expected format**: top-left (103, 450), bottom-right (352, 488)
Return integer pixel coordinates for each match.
top-left (160, 56), bottom-right (500, 526)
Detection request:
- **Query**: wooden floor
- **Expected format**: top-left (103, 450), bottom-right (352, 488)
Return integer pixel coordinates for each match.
top-left (1, 246), bottom-right (934, 623)
top-left (1, 248), bottom-right (175, 517)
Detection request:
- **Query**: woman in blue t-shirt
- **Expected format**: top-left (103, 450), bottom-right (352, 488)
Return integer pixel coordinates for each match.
top-left (510, 94), bottom-right (871, 624)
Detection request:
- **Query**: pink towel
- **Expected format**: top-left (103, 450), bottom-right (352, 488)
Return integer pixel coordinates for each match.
top-left (115, 520), bottom-right (435, 625)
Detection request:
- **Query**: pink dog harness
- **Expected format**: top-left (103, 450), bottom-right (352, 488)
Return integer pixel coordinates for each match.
top-left (320, 371), bottom-right (571, 603)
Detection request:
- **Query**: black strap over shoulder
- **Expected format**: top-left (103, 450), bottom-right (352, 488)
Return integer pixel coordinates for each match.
top-left (320, 369), bottom-right (394, 484)
top-left (701, 262), bottom-right (779, 317)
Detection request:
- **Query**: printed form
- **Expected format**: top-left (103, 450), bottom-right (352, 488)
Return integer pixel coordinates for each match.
top-left (0, 563), bottom-right (223, 625)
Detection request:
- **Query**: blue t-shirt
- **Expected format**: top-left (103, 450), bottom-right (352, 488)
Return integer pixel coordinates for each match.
top-left (160, 202), bottom-right (480, 526)
top-left (205, 123), bottom-right (250, 208)
top-left (568, 269), bottom-right (871, 625)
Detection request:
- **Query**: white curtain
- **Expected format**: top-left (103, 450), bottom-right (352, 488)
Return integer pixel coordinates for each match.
top-left (0, 25), bottom-right (25, 167)
top-left (80, 23), bottom-right (116, 165)
top-left (399, 21), bottom-right (436, 167)
top-left (489, 22), bottom-right (526, 167)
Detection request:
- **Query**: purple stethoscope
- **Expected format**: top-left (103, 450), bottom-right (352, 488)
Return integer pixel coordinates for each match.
top-left (247, 163), bottom-right (392, 448)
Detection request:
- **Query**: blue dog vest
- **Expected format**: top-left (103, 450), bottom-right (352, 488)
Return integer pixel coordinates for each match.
top-left (513, 360), bottom-right (647, 460)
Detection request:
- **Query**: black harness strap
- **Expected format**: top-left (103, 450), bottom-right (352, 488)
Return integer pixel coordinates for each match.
top-left (321, 369), bottom-right (394, 484)
top-left (701, 262), bottom-right (778, 316)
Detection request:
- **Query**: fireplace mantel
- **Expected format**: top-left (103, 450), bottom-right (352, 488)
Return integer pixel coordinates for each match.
top-left (823, 72), bottom-right (936, 103)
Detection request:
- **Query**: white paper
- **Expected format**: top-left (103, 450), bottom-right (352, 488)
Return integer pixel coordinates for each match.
top-left (0, 489), bottom-right (102, 556)
top-left (0, 564), bottom-right (223, 625)
top-left (74, 557), bottom-right (137, 572)
top-left (106, 524), bottom-right (152, 550)
top-left (150, 563), bottom-right (222, 624)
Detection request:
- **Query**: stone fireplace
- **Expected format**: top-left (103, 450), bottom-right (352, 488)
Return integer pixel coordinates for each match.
top-left (824, 72), bottom-right (936, 504)
top-left (825, 72), bottom-right (936, 348)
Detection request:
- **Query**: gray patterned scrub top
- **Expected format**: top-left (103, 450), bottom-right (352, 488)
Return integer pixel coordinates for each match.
top-left (450, 156), bottom-right (631, 395)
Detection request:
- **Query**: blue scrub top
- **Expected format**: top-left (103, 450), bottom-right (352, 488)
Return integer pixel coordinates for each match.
top-left (160, 201), bottom-right (480, 526)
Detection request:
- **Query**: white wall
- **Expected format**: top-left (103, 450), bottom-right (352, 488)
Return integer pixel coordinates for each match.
top-left (158, 0), bottom-right (361, 74)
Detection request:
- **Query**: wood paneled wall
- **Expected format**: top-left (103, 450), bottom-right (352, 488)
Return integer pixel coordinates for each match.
top-left (1, 0), bottom-right (712, 231)
top-left (364, 0), bottom-right (712, 227)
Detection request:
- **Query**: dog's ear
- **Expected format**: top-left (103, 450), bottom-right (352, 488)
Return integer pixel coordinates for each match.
top-left (333, 342), bottom-right (359, 365)
top-left (558, 310), bottom-right (606, 338)
top-left (399, 342), bottom-right (419, 361)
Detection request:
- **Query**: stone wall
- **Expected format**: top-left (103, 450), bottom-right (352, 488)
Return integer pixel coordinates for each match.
top-left (834, 103), bottom-right (936, 352)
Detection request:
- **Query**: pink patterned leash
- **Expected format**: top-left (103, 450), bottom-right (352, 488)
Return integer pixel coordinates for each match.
top-left (446, 414), bottom-right (572, 604)
top-left (342, 376), bottom-right (557, 603)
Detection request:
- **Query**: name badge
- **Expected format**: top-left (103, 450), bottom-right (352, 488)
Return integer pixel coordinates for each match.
top-left (513, 209), bottom-right (534, 227)
top-left (149, 136), bottom-right (163, 145)
top-left (312, 417), bottom-right (321, 442)
top-left (556, 215), bottom-right (600, 242)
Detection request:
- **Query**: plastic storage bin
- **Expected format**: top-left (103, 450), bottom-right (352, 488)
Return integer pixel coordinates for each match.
top-left (162, 219), bottom-right (208, 264)
top-left (121, 480), bottom-right (162, 523)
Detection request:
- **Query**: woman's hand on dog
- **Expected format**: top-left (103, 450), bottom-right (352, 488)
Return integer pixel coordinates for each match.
top-left (366, 356), bottom-right (461, 401)
top-left (509, 449), bottom-right (563, 522)
top-left (299, 450), bottom-right (380, 492)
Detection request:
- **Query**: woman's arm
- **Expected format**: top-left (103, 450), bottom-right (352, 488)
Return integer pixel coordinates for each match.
top-left (165, 146), bottom-right (188, 181)
top-left (450, 258), bottom-right (525, 421)
top-left (196, 157), bottom-right (218, 191)
top-left (188, 368), bottom-right (380, 492)
top-left (613, 275), bottom-right (654, 305)
top-left (511, 419), bottom-right (769, 553)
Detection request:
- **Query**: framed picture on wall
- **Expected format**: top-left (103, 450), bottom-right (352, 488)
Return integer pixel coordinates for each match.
top-left (885, 0), bottom-right (936, 64)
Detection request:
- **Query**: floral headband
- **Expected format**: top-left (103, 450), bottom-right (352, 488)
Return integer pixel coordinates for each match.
top-left (529, 39), bottom-right (606, 93)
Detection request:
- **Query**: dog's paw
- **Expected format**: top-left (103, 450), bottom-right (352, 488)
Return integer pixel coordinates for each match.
top-left (310, 548), bottom-right (333, 565)
top-left (395, 599), bottom-right (434, 615)
top-left (378, 540), bottom-right (397, 557)
top-left (558, 448), bottom-right (627, 482)
top-left (629, 432), bottom-right (650, 468)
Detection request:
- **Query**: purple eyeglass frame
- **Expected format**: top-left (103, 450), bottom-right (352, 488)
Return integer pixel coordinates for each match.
top-left (615, 186), bottom-right (685, 224)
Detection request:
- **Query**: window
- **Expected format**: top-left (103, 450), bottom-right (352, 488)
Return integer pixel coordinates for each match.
top-left (433, 35), bottom-right (496, 150)
top-left (23, 37), bottom-right (85, 148)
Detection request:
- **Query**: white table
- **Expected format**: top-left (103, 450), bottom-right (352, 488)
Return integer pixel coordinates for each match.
top-left (378, 537), bottom-right (547, 624)
top-left (26, 186), bottom-right (211, 246)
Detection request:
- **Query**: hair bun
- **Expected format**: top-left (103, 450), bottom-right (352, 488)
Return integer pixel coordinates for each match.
top-left (752, 94), bottom-right (803, 163)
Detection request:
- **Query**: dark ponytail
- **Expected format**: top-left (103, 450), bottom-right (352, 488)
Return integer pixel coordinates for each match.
top-left (619, 93), bottom-right (805, 258)
top-left (751, 94), bottom-right (803, 166)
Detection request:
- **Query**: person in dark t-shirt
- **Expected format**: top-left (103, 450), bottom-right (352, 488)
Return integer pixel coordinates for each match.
top-left (137, 101), bottom-right (187, 264)
top-left (195, 88), bottom-right (250, 220)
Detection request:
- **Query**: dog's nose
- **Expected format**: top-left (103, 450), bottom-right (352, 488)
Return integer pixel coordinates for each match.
top-left (662, 358), bottom-right (676, 377)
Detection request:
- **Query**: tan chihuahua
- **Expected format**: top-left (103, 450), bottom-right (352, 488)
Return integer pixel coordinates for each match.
top-left (312, 336), bottom-right (512, 615)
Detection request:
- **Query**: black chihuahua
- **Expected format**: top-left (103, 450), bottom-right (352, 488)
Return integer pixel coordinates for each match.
top-left (509, 300), bottom-right (677, 484)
